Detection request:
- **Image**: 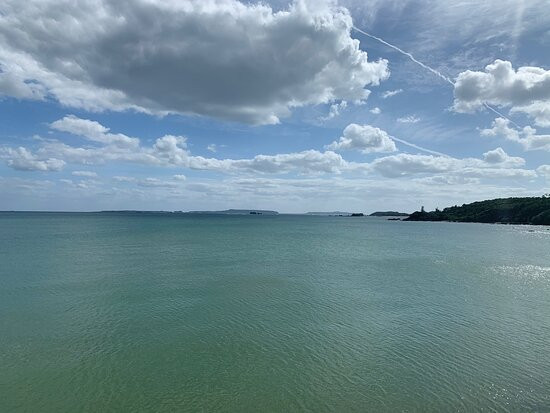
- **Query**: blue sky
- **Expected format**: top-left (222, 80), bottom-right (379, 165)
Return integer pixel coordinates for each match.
top-left (1, 0), bottom-right (549, 212)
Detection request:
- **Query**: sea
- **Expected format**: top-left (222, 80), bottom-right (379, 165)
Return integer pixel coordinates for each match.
top-left (1, 212), bottom-right (549, 412)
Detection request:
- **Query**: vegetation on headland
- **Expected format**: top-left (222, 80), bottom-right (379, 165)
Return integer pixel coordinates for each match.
top-left (405, 196), bottom-right (550, 225)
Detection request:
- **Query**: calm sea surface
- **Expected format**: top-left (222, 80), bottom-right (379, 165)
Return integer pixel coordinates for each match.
top-left (1, 212), bottom-right (549, 412)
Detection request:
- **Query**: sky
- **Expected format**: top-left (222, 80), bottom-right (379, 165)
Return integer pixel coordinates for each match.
top-left (1, 0), bottom-right (549, 213)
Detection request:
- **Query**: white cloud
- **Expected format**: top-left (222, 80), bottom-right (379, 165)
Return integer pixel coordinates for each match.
top-left (370, 153), bottom-right (535, 179)
top-left (137, 178), bottom-right (179, 188)
top-left (0, 0), bottom-right (389, 125)
top-left (113, 176), bottom-right (136, 183)
top-left (325, 123), bottom-right (397, 154)
top-left (537, 165), bottom-right (550, 178)
top-left (371, 153), bottom-right (455, 177)
top-left (59, 177), bottom-right (99, 189)
top-left (72, 170), bottom-right (98, 177)
top-left (214, 150), bottom-right (350, 174)
top-left (369, 107), bottom-right (381, 114)
top-left (381, 89), bottom-right (403, 99)
top-left (453, 60), bottom-right (550, 127)
top-left (482, 147), bottom-right (525, 167)
top-left (51, 116), bottom-right (140, 148)
top-left (510, 101), bottom-right (550, 128)
top-left (112, 176), bottom-right (184, 188)
top-left (7, 115), bottom-right (351, 175)
top-left (207, 144), bottom-right (217, 153)
top-left (397, 115), bottom-right (420, 124)
top-left (0, 147), bottom-right (65, 171)
top-left (0, 72), bottom-right (45, 100)
top-left (321, 100), bottom-right (348, 120)
top-left (152, 135), bottom-right (190, 166)
top-left (3, 116), bottom-right (541, 184)
top-left (480, 117), bottom-right (550, 151)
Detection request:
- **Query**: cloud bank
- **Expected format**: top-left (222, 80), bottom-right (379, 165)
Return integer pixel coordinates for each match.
top-left (1, 116), bottom-right (540, 183)
top-left (0, 0), bottom-right (389, 125)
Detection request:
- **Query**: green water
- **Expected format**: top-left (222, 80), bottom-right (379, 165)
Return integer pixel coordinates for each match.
top-left (1, 213), bottom-right (549, 412)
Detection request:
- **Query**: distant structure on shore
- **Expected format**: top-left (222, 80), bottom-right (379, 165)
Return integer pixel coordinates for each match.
top-left (405, 196), bottom-right (550, 225)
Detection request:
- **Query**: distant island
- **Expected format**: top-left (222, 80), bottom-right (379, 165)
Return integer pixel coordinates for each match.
top-left (306, 211), bottom-right (367, 217)
top-left (306, 211), bottom-right (352, 216)
top-left (405, 196), bottom-right (550, 225)
top-left (187, 209), bottom-right (278, 215)
top-left (369, 211), bottom-right (409, 217)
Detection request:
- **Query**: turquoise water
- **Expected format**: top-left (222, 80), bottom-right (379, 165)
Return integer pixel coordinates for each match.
top-left (1, 212), bottom-right (549, 412)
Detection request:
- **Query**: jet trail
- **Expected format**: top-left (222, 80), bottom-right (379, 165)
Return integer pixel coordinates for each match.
top-left (390, 136), bottom-right (449, 157)
top-left (352, 26), bottom-right (454, 85)
top-left (352, 26), bottom-right (524, 132)
top-left (483, 103), bottom-right (521, 128)
top-left (352, 26), bottom-right (452, 157)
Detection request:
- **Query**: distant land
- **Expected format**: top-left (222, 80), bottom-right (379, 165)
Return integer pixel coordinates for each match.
top-left (369, 211), bottom-right (409, 217)
top-left (405, 196), bottom-right (550, 225)
top-left (93, 209), bottom-right (279, 215)
top-left (187, 209), bottom-right (278, 215)
top-left (306, 211), bottom-right (352, 216)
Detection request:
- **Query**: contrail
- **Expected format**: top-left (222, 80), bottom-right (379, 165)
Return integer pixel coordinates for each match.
top-left (483, 103), bottom-right (521, 128)
top-left (352, 26), bottom-right (452, 157)
top-left (352, 26), bottom-right (524, 130)
top-left (391, 136), bottom-right (449, 157)
top-left (352, 26), bottom-right (454, 85)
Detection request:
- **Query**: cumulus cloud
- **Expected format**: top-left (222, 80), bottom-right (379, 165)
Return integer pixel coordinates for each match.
top-left (4, 115), bottom-right (355, 175)
top-left (480, 117), bottom-right (550, 152)
top-left (321, 100), bottom-right (348, 120)
top-left (0, 0), bottom-right (389, 125)
top-left (0, 147), bottom-right (65, 171)
top-left (207, 144), bottom-right (217, 153)
top-left (325, 123), bottom-right (397, 154)
top-left (537, 165), bottom-right (550, 178)
top-left (3, 116), bottom-right (540, 182)
top-left (381, 89), bottom-right (403, 99)
top-left (369, 107), bottom-right (381, 114)
top-left (370, 153), bottom-right (535, 179)
top-left (397, 115), bottom-right (420, 124)
top-left (453, 60), bottom-right (550, 126)
top-left (482, 147), bottom-right (525, 167)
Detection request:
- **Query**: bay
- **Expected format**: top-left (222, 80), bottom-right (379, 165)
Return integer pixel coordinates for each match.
top-left (1, 212), bottom-right (549, 412)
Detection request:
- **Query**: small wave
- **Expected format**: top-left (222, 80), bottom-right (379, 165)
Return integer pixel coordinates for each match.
top-left (491, 265), bottom-right (550, 286)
